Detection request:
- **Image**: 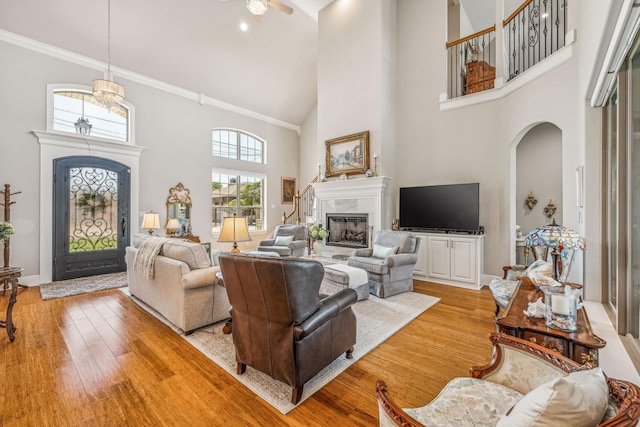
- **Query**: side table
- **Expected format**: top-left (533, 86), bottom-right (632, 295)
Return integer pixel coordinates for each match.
top-left (495, 277), bottom-right (606, 366)
top-left (0, 267), bottom-right (22, 342)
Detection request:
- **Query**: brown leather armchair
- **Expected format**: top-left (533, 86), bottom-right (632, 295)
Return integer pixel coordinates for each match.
top-left (218, 253), bottom-right (358, 404)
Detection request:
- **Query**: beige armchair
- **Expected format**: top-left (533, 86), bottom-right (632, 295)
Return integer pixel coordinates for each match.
top-left (257, 224), bottom-right (308, 257)
top-left (347, 230), bottom-right (420, 297)
top-left (377, 332), bottom-right (640, 427)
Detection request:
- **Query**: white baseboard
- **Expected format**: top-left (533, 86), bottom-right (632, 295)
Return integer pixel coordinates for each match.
top-left (18, 274), bottom-right (40, 287)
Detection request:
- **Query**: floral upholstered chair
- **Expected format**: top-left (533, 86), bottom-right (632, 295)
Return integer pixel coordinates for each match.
top-left (376, 332), bottom-right (640, 427)
top-left (488, 259), bottom-right (552, 315)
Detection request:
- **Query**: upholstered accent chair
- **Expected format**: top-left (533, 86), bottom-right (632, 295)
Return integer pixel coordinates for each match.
top-left (347, 230), bottom-right (420, 298)
top-left (488, 259), bottom-right (553, 316)
top-left (377, 332), bottom-right (640, 427)
top-left (218, 254), bottom-right (358, 404)
top-left (257, 224), bottom-right (308, 257)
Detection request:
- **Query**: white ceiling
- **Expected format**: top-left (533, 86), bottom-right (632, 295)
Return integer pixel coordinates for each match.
top-left (0, 0), bottom-right (334, 126)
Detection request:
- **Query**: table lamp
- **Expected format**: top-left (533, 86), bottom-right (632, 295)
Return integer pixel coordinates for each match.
top-left (218, 213), bottom-right (252, 253)
top-left (166, 218), bottom-right (181, 237)
top-left (141, 211), bottom-right (160, 235)
top-left (524, 219), bottom-right (586, 281)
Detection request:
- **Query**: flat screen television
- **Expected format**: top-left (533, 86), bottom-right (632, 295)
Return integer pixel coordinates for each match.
top-left (399, 183), bottom-right (480, 233)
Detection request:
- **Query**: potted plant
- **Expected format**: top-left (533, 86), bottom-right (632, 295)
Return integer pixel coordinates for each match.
top-left (0, 221), bottom-right (15, 241)
top-left (309, 223), bottom-right (329, 256)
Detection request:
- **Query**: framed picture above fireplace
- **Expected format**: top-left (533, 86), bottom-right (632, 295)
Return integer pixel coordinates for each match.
top-left (325, 131), bottom-right (370, 177)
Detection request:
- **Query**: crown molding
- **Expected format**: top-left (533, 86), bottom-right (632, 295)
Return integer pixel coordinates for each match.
top-left (0, 29), bottom-right (301, 135)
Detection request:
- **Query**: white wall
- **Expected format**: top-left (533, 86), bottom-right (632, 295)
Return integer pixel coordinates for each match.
top-left (0, 39), bottom-right (300, 283)
top-left (393, 0), bottom-right (611, 294)
top-left (317, 0), bottom-right (396, 181)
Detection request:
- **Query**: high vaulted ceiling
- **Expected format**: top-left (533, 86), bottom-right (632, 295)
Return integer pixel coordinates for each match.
top-left (0, 0), bottom-right (334, 126)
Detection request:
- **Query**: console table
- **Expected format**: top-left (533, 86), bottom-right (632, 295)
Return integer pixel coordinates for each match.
top-left (0, 267), bottom-right (22, 342)
top-left (495, 277), bottom-right (606, 366)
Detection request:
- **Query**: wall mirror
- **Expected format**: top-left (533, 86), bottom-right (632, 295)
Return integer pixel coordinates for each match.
top-left (166, 182), bottom-right (192, 236)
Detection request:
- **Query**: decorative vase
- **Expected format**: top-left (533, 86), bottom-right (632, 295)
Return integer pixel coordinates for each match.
top-left (313, 240), bottom-right (324, 257)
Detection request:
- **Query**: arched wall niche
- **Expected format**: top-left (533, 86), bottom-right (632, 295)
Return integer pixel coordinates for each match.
top-left (509, 122), bottom-right (563, 264)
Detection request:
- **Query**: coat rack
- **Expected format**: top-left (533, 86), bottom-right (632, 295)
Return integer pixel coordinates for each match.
top-left (0, 184), bottom-right (21, 268)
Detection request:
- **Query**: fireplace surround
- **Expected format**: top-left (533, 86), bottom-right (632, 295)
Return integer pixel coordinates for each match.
top-left (313, 176), bottom-right (392, 257)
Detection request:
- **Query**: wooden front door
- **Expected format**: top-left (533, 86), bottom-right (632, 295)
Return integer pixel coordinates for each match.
top-left (52, 156), bottom-right (130, 281)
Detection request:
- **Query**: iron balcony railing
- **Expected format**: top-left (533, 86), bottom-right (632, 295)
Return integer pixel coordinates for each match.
top-left (446, 26), bottom-right (496, 99)
top-left (504, 0), bottom-right (567, 82)
top-left (446, 0), bottom-right (567, 99)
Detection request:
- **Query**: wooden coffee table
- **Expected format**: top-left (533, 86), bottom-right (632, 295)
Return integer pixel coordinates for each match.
top-left (495, 277), bottom-right (606, 366)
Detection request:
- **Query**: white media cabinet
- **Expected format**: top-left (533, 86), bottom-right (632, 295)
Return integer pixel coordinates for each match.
top-left (411, 232), bottom-right (484, 290)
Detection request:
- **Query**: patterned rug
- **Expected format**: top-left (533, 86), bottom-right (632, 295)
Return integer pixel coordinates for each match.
top-left (39, 272), bottom-right (128, 300)
top-left (121, 287), bottom-right (439, 414)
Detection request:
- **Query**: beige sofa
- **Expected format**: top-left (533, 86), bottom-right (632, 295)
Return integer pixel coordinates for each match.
top-left (125, 234), bottom-right (230, 334)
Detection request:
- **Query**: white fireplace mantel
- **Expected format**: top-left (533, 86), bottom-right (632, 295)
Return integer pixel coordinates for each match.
top-left (313, 176), bottom-right (393, 256)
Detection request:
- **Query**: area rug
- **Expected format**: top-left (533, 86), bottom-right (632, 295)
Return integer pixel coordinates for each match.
top-left (121, 287), bottom-right (439, 414)
top-left (39, 272), bottom-right (128, 300)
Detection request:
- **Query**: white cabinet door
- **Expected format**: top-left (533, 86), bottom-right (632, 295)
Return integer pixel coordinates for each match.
top-left (450, 237), bottom-right (477, 283)
top-left (413, 235), bottom-right (428, 277)
top-left (427, 236), bottom-right (451, 280)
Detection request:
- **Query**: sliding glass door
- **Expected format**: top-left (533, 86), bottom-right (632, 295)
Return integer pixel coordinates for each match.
top-left (604, 31), bottom-right (640, 354)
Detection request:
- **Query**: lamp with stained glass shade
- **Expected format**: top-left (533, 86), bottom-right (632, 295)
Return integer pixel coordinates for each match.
top-left (524, 219), bottom-right (586, 281)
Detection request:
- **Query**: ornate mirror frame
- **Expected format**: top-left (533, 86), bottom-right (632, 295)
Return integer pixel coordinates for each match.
top-left (166, 182), bottom-right (192, 236)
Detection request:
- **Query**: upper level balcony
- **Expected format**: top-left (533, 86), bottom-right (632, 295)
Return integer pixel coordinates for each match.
top-left (443, 0), bottom-right (570, 109)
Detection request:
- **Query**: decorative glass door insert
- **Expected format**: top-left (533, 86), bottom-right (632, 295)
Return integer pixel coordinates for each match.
top-left (68, 167), bottom-right (119, 252)
top-left (53, 156), bottom-right (130, 281)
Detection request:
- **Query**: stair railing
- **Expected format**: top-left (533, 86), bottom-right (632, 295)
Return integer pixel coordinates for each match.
top-left (282, 176), bottom-right (317, 225)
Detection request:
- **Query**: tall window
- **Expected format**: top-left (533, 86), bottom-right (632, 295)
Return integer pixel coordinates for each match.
top-left (52, 90), bottom-right (129, 142)
top-left (212, 172), bottom-right (264, 232)
top-left (213, 129), bottom-right (264, 163)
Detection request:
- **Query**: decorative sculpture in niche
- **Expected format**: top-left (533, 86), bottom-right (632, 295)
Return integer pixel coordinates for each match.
top-left (167, 183), bottom-right (192, 236)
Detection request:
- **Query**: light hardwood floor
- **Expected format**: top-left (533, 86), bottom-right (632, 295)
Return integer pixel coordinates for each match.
top-left (0, 280), bottom-right (497, 426)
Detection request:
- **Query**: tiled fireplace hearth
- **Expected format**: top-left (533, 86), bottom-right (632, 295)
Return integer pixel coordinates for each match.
top-left (313, 176), bottom-right (393, 257)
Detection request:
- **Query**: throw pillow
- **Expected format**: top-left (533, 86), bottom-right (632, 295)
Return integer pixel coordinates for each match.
top-left (496, 368), bottom-right (609, 427)
top-left (274, 235), bottom-right (295, 246)
top-left (372, 244), bottom-right (398, 258)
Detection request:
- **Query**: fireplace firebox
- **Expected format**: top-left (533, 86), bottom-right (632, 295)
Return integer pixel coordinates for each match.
top-left (326, 213), bottom-right (369, 248)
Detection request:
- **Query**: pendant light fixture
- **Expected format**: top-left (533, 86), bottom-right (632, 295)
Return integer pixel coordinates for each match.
top-left (92, 0), bottom-right (125, 111)
top-left (74, 93), bottom-right (92, 135)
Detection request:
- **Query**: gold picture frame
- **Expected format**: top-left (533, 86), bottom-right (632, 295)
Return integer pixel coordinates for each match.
top-left (281, 176), bottom-right (296, 204)
top-left (325, 131), bottom-right (370, 177)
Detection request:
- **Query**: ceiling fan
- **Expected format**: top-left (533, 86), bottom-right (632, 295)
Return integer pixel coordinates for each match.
top-left (222, 0), bottom-right (294, 16)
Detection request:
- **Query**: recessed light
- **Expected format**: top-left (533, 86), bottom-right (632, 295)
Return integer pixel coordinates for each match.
top-left (240, 22), bottom-right (249, 32)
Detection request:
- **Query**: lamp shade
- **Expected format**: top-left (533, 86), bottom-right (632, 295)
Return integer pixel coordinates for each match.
top-left (166, 218), bottom-right (181, 229)
top-left (218, 214), bottom-right (252, 253)
top-left (142, 212), bottom-right (160, 234)
top-left (524, 219), bottom-right (586, 250)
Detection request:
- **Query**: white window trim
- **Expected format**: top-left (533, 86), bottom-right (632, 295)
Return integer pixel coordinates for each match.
top-left (212, 127), bottom-right (267, 164)
top-left (47, 83), bottom-right (136, 146)
top-left (212, 167), bottom-right (267, 234)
